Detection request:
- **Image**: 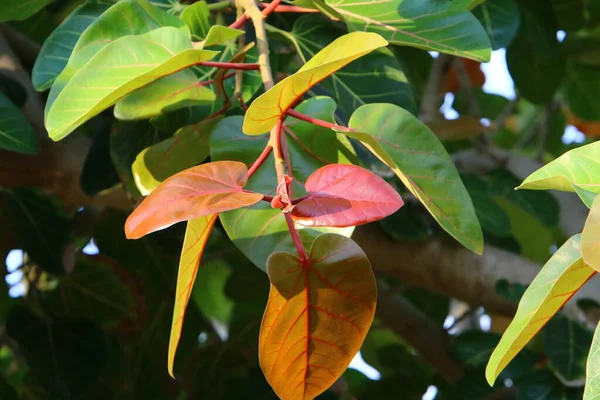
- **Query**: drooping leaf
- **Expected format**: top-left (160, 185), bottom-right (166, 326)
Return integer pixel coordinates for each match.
top-left (324, 0), bottom-right (491, 61)
top-left (343, 103), bottom-right (483, 254)
top-left (132, 119), bottom-right (217, 195)
top-left (290, 15), bottom-right (415, 116)
top-left (472, 0), bottom-right (520, 50)
top-left (517, 141), bottom-right (600, 208)
top-left (45, 27), bottom-right (218, 140)
top-left (582, 195), bottom-right (600, 272)
top-left (291, 164), bottom-right (404, 227)
top-left (168, 214), bottom-right (217, 378)
top-left (584, 320), bottom-right (600, 399)
top-left (0, 0), bottom-right (52, 22)
top-left (543, 314), bottom-right (592, 382)
top-left (563, 62), bottom-right (600, 121)
top-left (260, 234), bottom-right (376, 399)
top-left (485, 234), bottom-right (595, 385)
top-left (4, 188), bottom-right (72, 275)
top-left (125, 161), bottom-right (263, 239)
top-left (0, 92), bottom-right (38, 154)
top-left (32, 0), bottom-right (112, 91)
top-left (242, 31), bottom-right (388, 135)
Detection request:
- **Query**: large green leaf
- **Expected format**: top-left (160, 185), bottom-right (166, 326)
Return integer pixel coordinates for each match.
top-left (0, 0), bottom-right (52, 21)
top-left (0, 92), bottom-right (38, 154)
top-left (45, 27), bottom-right (217, 140)
top-left (582, 194), bottom-right (600, 272)
top-left (472, 0), bottom-right (520, 50)
top-left (563, 62), bottom-right (600, 121)
top-left (32, 0), bottom-right (112, 91)
top-left (584, 321), bottom-right (600, 399)
top-left (211, 97), bottom-right (355, 270)
top-left (324, 0), bottom-right (492, 61)
top-left (44, 0), bottom-right (187, 114)
top-left (486, 234), bottom-right (595, 385)
top-left (517, 142), bottom-right (600, 208)
top-left (180, 0), bottom-right (211, 40)
top-left (343, 103), bottom-right (483, 254)
top-left (543, 314), bottom-right (592, 382)
top-left (289, 15), bottom-right (415, 116)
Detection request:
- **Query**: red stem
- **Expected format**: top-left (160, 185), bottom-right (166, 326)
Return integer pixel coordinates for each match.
top-left (286, 109), bottom-right (354, 131)
top-left (258, 3), bottom-right (319, 12)
top-left (281, 125), bottom-right (293, 196)
top-left (291, 194), bottom-right (310, 205)
top-left (198, 61), bottom-right (260, 70)
top-left (229, 0), bottom-right (283, 29)
top-left (284, 212), bottom-right (307, 261)
top-left (200, 71), bottom-right (236, 86)
top-left (248, 144), bottom-right (273, 178)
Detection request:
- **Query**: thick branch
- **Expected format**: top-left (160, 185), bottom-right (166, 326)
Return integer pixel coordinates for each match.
top-left (419, 53), bottom-right (453, 123)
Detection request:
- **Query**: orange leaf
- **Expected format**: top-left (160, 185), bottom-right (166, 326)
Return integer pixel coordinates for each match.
top-left (168, 214), bottom-right (217, 378)
top-left (125, 161), bottom-right (263, 239)
top-left (260, 234), bottom-right (376, 400)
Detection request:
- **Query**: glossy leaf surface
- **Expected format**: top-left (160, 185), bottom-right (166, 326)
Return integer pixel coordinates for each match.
top-left (292, 164), bottom-right (404, 227)
top-left (260, 234), bottom-right (376, 400)
top-left (517, 141), bottom-right (600, 208)
top-left (168, 214), bottom-right (217, 377)
top-left (472, 0), bottom-right (520, 50)
top-left (563, 62), bottom-right (600, 121)
top-left (582, 195), bottom-right (600, 272)
top-left (486, 234), bottom-right (595, 385)
top-left (0, 92), bottom-right (38, 154)
top-left (344, 103), bottom-right (483, 254)
top-left (324, 0), bottom-right (491, 61)
top-left (46, 27), bottom-right (217, 140)
top-left (125, 161), bottom-right (263, 239)
top-left (242, 31), bottom-right (387, 135)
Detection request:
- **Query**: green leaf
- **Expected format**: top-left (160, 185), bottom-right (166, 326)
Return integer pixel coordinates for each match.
top-left (584, 320), bottom-right (600, 399)
top-left (343, 103), bottom-right (483, 254)
top-left (180, 0), bottom-right (211, 40)
top-left (202, 26), bottom-right (244, 48)
top-left (582, 194), bottom-right (600, 272)
top-left (486, 234), bottom-right (595, 385)
top-left (0, 0), bottom-right (52, 21)
top-left (543, 314), bottom-right (592, 382)
top-left (290, 15), bottom-right (415, 116)
top-left (472, 0), bottom-right (520, 50)
top-left (516, 370), bottom-right (583, 399)
top-left (378, 202), bottom-right (433, 241)
top-left (507, 35), bottom-right (565, 104)
top-left (551, 0), bottom-right (587, 32)
top-left (0, 92), bottom-right (38, 154)
top-left (46, 27), bottom-right (218, 141)
top-left (211, 97), bottom-right (355, 270)
top-left (517, 141), bottom-right (600, 208)
top-left (45, 0), bottom-right (187, 115)
top-left (4, 188), bottom-right (72, 275)
top-left (324, 0), bottom-right (492, 61)
top-left (32, 0), bottom-right (112, 91)
top-left (193, 260), bottom-right (234, 330)
top-left (114, 70), bottom-right (216, 121)
top-left (80, 128), bottom-right (120, 196)
top-left (453, 88), bottom-right (511, 120)
top-left (563, 62), bottom-right (600, 121)
top-left (132, 118), bottom-right (217, 195)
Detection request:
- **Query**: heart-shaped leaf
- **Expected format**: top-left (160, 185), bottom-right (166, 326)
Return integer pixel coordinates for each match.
top-left (125, 160), bottom-right (263, 239)
top-left (168, 214), bottom-right (217, 378)
top-left (323, 0), bottom-right (491, 61)
top-left (342, 103), bottom-right (483, 254)
top-left (517, 141), bottom-right (600, 208)
top-left (242, 31), bottom-right (387, 135)
top-left (260, 233), bottom-right (376, 399)
top-left (486, 234), bottom-right (595, 385)
top-left (292, 164), bottom-right (403, 227)
top-left (46, 27), bottom-right (217, 140)
top-left (582, 195), bottom-right (600, 272)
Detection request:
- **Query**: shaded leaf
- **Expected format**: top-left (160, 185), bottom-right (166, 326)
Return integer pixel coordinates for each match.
top-left (544, 314), bottom-right (592, 382)
top-left (472, 0), bottom-right (520, 50)
top-left (125, 161), bottom-right (263, 239)
top-left (292, 164), bottom-right (403, 227)
top-left (486, 234), bottom-right (595, 385)
top-left (563, 62), bottom-right (600, 121)
top-left (324, 0), bottom-right (491, 61)
top-left (0, 0), bottom-right (52, 22)
top-left (260, 234), bottom-right (376, 399)
top-left (0, 92), bottom-right (38, 154)
top-left (80, 129), bottom-right (119, 196)
top-left (168, 214), bottom-right (217, 377)
top-left (343, 103), bottom-right (483, 254)
top-left (517, 141), bottom-right (600, 208)
top-left (242, 31), bottom-right (387, 135)
top-left (585, 320), bottom-right (600, 399)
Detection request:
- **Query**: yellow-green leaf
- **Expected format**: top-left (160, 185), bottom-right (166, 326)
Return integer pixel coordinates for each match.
top-left (242, 31), bottom-right (387, 135)
top-left (517, 142), bottom-right (600, 208)
top-left (582, 195), bottom-right (600, 272)
top-left (202, 26), bottom-right (244, 47)
top-left (260, 233), bottom-right (376, 399)
top-left (486, 234), bottom-right (595, 386)
top-left (46, 26), bottom-right (217, 141)
top-left (168, 214), bottom-right (217, 378)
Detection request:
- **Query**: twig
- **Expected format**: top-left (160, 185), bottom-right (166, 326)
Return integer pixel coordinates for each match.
top-left (419, 53), bottom-right (453, 123)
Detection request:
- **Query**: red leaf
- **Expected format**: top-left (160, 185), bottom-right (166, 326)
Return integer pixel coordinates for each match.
top-left (291, 164), bottom-right (403, 227)
top-left (271, 175), bottom-right (293, 212)
top-left (125, 161), bottom-right (263, 239)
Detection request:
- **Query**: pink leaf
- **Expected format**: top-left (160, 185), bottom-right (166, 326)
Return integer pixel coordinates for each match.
top-left (291, 164), bottom-right (403, 227)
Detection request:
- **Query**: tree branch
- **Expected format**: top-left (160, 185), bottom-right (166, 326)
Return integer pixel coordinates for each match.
top-left (419, 53), bottom-right (453, 123)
